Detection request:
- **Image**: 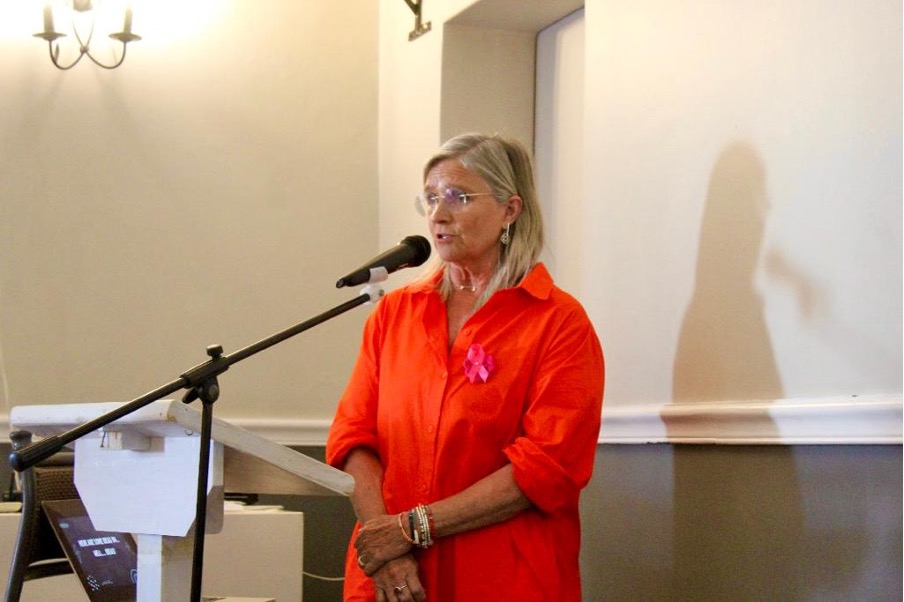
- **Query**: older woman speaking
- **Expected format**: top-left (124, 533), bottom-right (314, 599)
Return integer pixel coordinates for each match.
top-left (327, 133), bottom-right (604, 601)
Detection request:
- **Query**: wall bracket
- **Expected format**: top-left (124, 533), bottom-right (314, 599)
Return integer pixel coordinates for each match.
top-left (403, 0), bottom-right (432, 41)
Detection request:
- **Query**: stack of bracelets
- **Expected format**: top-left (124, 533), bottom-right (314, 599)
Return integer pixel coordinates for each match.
top-left (398, 504), bottom-right (435, 548)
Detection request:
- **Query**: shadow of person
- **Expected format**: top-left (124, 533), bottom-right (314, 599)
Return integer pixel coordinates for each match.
top-left (672, 143), bottom-right (779, 401)
top-left (668, 143), bottom-right (805, 600)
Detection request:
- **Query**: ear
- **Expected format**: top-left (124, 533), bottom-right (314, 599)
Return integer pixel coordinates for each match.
top-left (504, 195), bottom-right (523, 223)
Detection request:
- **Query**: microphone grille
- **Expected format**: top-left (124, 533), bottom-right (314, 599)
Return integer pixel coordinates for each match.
top-left (401, 235), bottom-right (432, 266)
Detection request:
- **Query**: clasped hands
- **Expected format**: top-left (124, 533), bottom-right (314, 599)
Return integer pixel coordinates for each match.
top-left (356, 514), bottom-right (427, 601)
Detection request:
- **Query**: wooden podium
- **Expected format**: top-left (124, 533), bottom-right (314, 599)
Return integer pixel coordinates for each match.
top-left (9, 400), bottom-right (353, 601)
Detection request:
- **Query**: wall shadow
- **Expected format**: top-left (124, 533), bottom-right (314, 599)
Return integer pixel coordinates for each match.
top-left (672, 143), bottom-right (779, 401)
top-left (668, 143), bottom-right (805, 600)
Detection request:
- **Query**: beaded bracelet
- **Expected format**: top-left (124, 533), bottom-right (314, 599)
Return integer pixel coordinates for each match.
top-left (409, 509), bottom-right (421, 546)
top-left (411, 504), bottom-right (434, 548)
top-left (398, 512), bottom-right (416, 546)
top-left (425, 505), bottom-right (435, 540)
top-left (399, 504), bottom-right (435, 549)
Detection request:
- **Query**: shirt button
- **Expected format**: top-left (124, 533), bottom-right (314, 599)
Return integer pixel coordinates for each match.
top-left (427, 426), bottom-right (434, 434)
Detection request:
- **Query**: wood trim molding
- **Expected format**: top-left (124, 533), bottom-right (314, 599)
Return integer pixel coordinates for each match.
top-left (600, 394), bottom-right (903, 445)
top-left (3, 395), bottom-right (901, 446)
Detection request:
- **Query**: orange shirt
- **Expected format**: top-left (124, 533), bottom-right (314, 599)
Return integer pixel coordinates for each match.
top-left (327, 263), bottom-right (604, 601)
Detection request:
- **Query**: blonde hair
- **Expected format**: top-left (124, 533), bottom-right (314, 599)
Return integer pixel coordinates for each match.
top-left (418, 133), bottom-right (546, 306)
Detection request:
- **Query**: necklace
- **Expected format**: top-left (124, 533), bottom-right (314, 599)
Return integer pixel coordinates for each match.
top-left (447, 269), bottom-right (479, 293)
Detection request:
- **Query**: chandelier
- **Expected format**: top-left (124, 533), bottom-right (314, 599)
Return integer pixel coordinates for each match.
top-left (34, 1), bottom-right (141, 70)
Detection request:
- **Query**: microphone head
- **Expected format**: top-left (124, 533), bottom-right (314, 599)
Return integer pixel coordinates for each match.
top-left (401, 235), bottom-right (431, 267)
top-left (335, 235), bottom-right (432, 289)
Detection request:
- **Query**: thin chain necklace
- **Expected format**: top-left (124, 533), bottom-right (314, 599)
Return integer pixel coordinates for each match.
top-left (453, 281), bottom-right (477, 292)
top-left (445, 269), bottom-right (480, 294)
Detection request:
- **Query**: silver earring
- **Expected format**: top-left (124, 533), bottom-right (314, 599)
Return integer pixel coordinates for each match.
top-left (501, 223), bottom-right (511, 245)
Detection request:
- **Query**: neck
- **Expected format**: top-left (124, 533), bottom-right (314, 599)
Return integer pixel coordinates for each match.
top-left (447, 264), bottom-right (492, 294)
top-left (451, 278), bottom-right (478, 292)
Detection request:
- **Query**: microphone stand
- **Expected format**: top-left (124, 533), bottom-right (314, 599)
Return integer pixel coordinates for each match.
top-left (8, 285), bottom-right (383, 602)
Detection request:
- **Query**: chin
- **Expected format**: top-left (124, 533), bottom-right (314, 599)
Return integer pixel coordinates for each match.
top-left (435, 249), bottom-right (458, 264)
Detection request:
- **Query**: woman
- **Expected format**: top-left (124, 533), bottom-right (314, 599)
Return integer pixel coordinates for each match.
top-left (326, 133), bottom-right (604, 601)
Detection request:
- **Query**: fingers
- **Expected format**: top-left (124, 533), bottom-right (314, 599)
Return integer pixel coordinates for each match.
top-left (372, 555), bottom-right (426, 602)
top-left (377, 581), bottom-right (426, 602)
top-left (355, 514), bottom-right (413, 575)
top-left (393, 581), bottom-right (427, 602)
top-left (357, 553), bottom-right (370, 575)
top-left (356, 552), bottom-right (378, 577)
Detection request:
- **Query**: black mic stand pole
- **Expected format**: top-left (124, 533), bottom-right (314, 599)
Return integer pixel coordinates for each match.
top-left (9, 285), bottom-right (383, 602)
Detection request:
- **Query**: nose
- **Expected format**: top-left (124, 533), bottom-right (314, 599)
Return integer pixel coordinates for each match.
top-left (429, 199), bottom-right (452, 222)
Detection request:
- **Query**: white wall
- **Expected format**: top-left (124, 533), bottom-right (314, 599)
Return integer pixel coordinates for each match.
top-left (536, 9), bottom-right (585, 297)
top-left (0, 1), bottom-right (378, 425)
top-left (380, 0), bottom-right (902, 441)
top-left (582, 0), bottom-right (901, 408)
top-left (377, 0), bottom-right (581, 274)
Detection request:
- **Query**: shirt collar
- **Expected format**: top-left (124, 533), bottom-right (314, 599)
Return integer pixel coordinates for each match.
top-left (518, 262), bottom-right (553, 300)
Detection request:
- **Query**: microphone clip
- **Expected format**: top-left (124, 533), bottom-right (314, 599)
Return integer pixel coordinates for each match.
top-left (359, 285), bottom-right (385, 305)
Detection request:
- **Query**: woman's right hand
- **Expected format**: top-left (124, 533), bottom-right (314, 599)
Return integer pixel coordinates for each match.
top-left (355, 513), bottom-right (412, 575)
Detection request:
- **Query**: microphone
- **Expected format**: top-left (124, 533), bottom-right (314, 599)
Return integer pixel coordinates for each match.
top-left (336, 235), bottom-right (431, 288)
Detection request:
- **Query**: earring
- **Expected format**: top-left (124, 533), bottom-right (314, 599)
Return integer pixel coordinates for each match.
top-left (500, 223), bottom-right (511, 245)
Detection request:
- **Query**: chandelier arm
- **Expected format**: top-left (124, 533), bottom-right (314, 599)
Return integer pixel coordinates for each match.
top-left (47, 41), bottom-right (83, 70)
top-left (71, 13), bottom-right (96, 52)
top-left (69, 11), bottom-right (125, 70)
top-left (84, 43), bottom-right (127, 70)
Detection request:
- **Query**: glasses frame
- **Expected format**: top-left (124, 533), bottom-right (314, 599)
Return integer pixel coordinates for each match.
top-left (415, 187), bottom-right (496, 216)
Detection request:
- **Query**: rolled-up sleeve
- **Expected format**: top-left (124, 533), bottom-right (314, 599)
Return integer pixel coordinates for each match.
top-left (504, 310), bottom-right (604, 514)
top-left (326, 307), bottom-right (384, 470)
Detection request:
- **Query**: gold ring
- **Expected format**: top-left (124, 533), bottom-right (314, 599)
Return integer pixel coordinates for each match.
top-left (394, 584), bottom-right (409, 594)
top-left (357, 556), bottom-right (367, 568)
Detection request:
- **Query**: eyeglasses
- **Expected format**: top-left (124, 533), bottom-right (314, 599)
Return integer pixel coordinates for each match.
top-left (415, 187), bottom-right (495, 216)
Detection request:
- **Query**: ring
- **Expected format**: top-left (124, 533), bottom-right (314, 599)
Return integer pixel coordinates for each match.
top-left (394, 584), bottom-right (409, 594)
top-left (357, 556), bottom-right (367, 568)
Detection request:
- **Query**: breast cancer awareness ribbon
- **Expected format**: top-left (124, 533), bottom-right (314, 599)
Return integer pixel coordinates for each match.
top-left (463, 343), bottom-right (495, 383)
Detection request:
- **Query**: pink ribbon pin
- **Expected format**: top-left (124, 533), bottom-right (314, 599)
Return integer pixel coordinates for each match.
top-left (463, 344), bottom-right (495, 383)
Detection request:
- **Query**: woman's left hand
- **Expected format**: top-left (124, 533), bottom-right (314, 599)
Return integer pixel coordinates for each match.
top-left (355, 513), bottom-right (413, 576)
top-left (373, 554), bottom-right (426, 602)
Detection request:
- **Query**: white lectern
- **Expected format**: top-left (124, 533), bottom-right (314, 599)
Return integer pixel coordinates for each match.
top-left (10, 400), bottom-right (353, 601)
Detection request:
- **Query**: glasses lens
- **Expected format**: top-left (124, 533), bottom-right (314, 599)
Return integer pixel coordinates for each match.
top-left (416, 188), bottom-right (473, 215)
top-left (443, 188), bottom-right (468, 209)
top-left (415, 192), bottom-right (437, 216)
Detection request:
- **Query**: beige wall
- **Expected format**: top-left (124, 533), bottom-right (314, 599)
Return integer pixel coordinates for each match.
top-left (0, 1), bottom-right (378, 422)
top-left (1, 0), bottom-right (899, 434)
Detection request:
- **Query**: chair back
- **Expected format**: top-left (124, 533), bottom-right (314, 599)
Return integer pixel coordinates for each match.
top-left (4, 430), bottom-right (78, 602)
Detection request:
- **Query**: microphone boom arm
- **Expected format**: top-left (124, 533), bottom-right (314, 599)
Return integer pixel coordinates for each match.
top-left (9, 288), bottom-right (380, 472)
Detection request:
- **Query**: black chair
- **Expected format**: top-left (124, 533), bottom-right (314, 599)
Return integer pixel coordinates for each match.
top-left (4, 430), bottom-right (79, 602)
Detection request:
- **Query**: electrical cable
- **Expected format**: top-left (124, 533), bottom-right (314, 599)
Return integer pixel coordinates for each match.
top-left (303, 571), bottom-right (345, 582)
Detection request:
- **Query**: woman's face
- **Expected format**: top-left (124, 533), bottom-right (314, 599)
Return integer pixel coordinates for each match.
top-left (423, 158), bottom-right (520, 275)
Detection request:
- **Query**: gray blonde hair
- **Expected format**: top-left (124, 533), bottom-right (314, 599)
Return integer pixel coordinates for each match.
top-left (420, 133), bottom-right (546, 306)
